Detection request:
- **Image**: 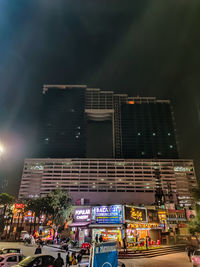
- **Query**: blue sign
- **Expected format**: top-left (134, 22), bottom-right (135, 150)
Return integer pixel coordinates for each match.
top-left (93, 242), bottom-right (118, 267)
top-left (92, 205), bottom-right (123, 224)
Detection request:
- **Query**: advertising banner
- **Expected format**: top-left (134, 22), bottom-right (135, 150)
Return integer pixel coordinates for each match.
top-left (92, 242), bottom-right (118, 267)
top-left (125, 206), bottom-right (147, 222)
top-left (92, 205), bottom-right (123, 224)
top-left (74, 207), bottom-right (91, 222)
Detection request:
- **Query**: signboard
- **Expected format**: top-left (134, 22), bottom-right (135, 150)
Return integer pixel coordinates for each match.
top-left (74, 208), bottom-right (91, 222)
top-left (125, 206), bottom-right (147, 222)
top-left (92, 242), bottom-right (118, 267)
top-left (92, 205), bottom-right (123, 224)
top-left (147, 209), bottom-right (159, 223)
top-left (15, 203), bottom-right (25, 209)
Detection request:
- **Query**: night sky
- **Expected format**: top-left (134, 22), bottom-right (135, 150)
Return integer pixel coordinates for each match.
top-left (0, 0), bottom-right (200, 195)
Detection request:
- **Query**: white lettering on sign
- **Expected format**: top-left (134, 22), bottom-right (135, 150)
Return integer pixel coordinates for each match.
top-left (96, 206), bottom-right (118, 213)
top-left (75, 209), bottom-right (91, 215)
top-left (75, 209), bottom-right (91, 221)
top-left (96, 245), bottom-right (116, 254)
top-left (76, 215), bottom-right (89, 220)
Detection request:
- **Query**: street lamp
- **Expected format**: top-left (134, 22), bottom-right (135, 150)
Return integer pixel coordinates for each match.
top-left (0, 144), bottom-right (4, 155)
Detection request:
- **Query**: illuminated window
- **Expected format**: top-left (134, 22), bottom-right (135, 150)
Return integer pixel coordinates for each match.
top-left (169, 145), bottom-right (173, 149)
top-left (138, 133), bottom-right (141, 136)
top-left (153, 133), bottom-right (156, 136)
top-left (128, 101), bottom-right (135, 104)
top-left (168, 133), bottom-right (171, 136)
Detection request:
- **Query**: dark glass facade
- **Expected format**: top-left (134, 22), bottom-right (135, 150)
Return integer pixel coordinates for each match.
top-left (120, 102), bottom-right (178, 159)
top-left (38, 87), bottom-right (86, 158)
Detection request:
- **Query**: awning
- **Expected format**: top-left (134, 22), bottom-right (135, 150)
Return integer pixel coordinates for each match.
top-left (69, 222), bottom-right (90, 227)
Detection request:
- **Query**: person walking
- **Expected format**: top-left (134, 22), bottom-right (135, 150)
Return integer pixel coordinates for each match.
top-left (123, 237), bottom-right (127, 253)
top-left (146, 236), bottom-right (149, 250)
top-left (53, 253), bottom-right (64, 267)
top-left (77, 252), bottom-right (82, 263)
top-left (66, 252), bottom-right (70, 267)
top-left (95, 234), bottom-right (98, 243)
top-left (71, 252), bottom-right (77, 265)
top-left (99, 234), bottom-right (103, 243)
top-left (34, 245), bottom-right (42, 254)
top-left (186, 246), bottom-right (192, 262)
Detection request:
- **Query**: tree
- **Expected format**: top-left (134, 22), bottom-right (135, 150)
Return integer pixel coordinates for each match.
top-left (25, 198), bottom-right (45, 233)
top-left (0, 193), bottom-right (14, 216)
top-left (45, 190), bottom-right (72, 227)
top-left (189, 186), bottom-right (200, 245)
top-left (25, 190), bottom-right (72, 233)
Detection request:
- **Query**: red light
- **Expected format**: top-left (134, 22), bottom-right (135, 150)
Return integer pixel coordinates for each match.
top-left (15, 203), bottom-right (25, 209)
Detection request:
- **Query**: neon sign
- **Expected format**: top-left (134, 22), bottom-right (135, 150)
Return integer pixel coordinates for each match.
top-left (125, 206), bottom-right (147, 222)
top-left (74, 208), bottom-right (91, 222)
top-left (92, 205), bottom-right (123, 224)
top-left (130, 208), bottom-right (143, 221)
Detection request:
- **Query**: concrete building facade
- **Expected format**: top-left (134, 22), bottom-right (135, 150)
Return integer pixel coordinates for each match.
top-left (19, 158), bottom-right (196, 207)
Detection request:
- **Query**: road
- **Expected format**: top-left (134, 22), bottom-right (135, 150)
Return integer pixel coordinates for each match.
top-left (123, 252), bottom-right (193, 267)
top-left (0, 242), bottom-right (193, 266)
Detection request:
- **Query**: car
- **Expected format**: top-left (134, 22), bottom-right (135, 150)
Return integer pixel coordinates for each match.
top-left (0, 249), bottom-right (22, 255)
top-left (0, 253), bottom-right (25, 267)
top-left (13, 255), bottom-right (55, 267)
top-left (192, 249), bottom-right (200, 267)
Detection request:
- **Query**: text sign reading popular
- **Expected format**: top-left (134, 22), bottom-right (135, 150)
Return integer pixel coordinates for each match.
top-left (92, 205), bottom-right (123, 224)
top-left (93, 242), bottom-right (118, 267)
top-left (125, 206), bottom-right (147, 222)
top-left (74, 208), bottom-right (91, 222)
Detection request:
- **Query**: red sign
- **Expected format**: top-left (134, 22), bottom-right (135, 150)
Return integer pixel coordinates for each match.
top-left (15, 203), bottom-right (25, 209)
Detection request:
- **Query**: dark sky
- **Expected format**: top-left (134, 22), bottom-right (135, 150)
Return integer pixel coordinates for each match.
top-left (0, 0), bottom-right (200, 195)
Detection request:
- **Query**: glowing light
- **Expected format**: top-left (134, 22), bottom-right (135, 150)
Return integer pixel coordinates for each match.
top-left (0, 144), bottom-right (4, 154)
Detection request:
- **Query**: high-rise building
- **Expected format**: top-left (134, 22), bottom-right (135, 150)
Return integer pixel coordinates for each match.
top-left (120, 100), bottom-right (178, 159)
top-left (85, 89), bottom-right (178, 159)
top-left (19, 85), bottom-right (196, 208)
top-left (38, 85), bottom-right (86, 158)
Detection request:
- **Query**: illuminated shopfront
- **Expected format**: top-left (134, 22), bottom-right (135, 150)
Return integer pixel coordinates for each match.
top-left (125, 206), bottom-right (162, 247)
top-left (69, 207), bottom-right (92, 245)
top-left (90, 205), bottom-right (124, 245)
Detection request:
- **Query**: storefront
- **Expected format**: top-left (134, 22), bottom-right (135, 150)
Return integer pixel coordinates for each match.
top-left (90, 205), bottom-right (124, 246)
top-left (69, 207), bottom-right (92, 245)
top-left (125, 206), bottom-right (162, 247)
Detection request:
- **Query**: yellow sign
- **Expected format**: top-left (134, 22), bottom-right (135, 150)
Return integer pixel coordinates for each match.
top-left (130, 208), bottom-right (143, 221)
